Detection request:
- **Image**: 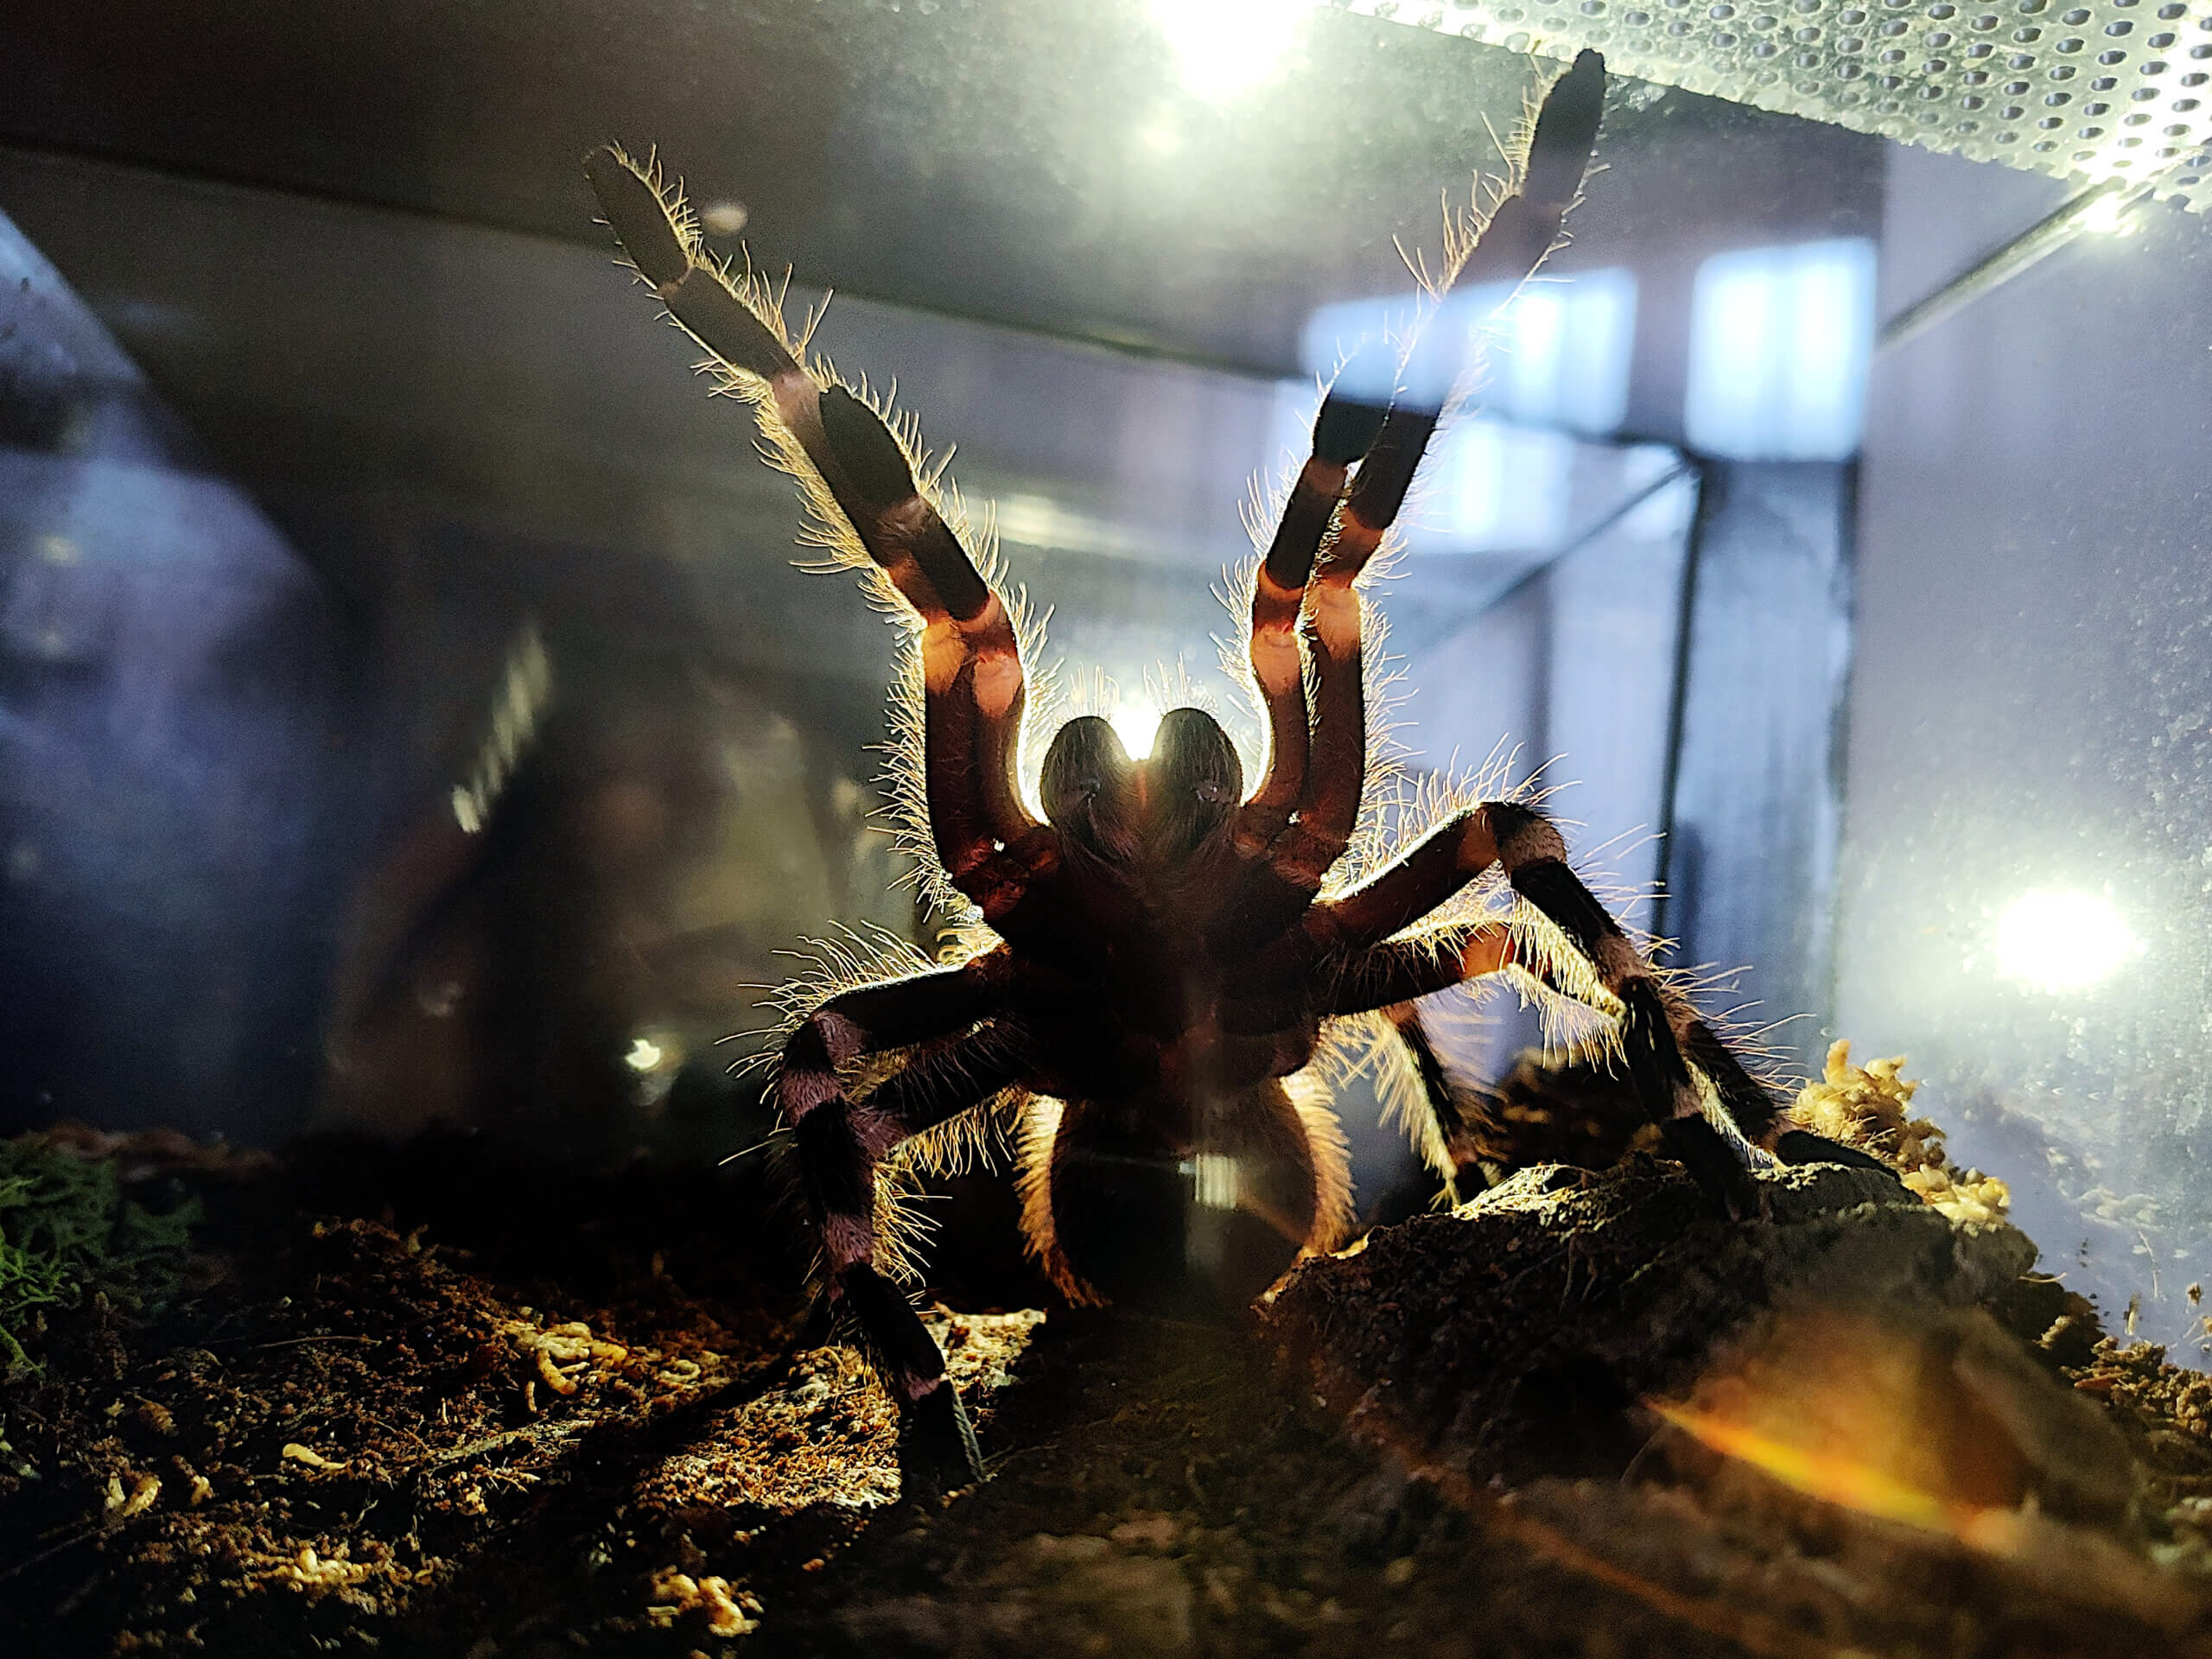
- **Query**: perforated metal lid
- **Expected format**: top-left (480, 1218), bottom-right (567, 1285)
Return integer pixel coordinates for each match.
top-left (1342, 0), bottom-right (2212, 207)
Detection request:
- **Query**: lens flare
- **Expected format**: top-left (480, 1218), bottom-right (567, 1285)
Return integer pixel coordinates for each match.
top-left (1993, 888), bottom-right (2139, 993)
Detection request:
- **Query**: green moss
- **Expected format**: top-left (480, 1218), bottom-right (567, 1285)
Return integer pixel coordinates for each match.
top-left (0, 1140), bottom-right (199, 1369)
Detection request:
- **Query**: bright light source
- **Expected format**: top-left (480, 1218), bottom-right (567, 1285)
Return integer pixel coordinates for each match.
top-left (1148, 0), bottom-right (1306, 97)
top-left (1993, 889), bottom-right (2141, 994)
top-left (1110, 697), bottom-right (1163, 760)
top-left (625, 1036), bottom-right (667, 1072)
top-left (2078, 190), bottom-right (2139, 237)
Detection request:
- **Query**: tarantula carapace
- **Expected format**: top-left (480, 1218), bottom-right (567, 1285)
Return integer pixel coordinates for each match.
top-left (588, 50), bottom-right (1861, 1491)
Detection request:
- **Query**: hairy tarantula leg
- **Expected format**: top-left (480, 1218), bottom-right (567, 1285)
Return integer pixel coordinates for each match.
top-left (1383, 1002), bottom-right (1514, 1193)
top-left (1317, 811), bottom-right (1790, 1174)
top-left (1238, 368), bottom-right (1393, 851)
top-left (585, 147), bottom-right (1042, 910)
top-left (1480, 802), bottom-right (1761, 1218)
top-left (1324, 924), bottom-right (1517, 1014)
top-left (1273, 54), bottom-right (1608, 888)
top-left (781, 1005), bottom-right (1032, 1495)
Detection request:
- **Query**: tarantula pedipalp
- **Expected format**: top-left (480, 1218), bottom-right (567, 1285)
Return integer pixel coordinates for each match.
top-left (587, 50), bottom-right (1853, 1491)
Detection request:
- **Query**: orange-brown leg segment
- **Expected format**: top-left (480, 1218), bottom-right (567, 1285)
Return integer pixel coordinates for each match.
top-left (1239, 372), bottom-right (1392, 853)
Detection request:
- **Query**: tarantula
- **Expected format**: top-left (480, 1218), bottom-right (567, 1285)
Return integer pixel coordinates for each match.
top-left (587, 50), bottom-right (1866, 1491)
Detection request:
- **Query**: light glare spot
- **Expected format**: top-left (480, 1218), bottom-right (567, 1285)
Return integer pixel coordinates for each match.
top-left (2078, 191), bottom-right (2139, 236)
top-left (699, 200), bottom-right (749, 236)
top-left (1110, 698), bottom-right (1163, 760)
top-left (625, 1036), bottom-right (666, 1072)
top-left (1993, 888), bottom-right (2140, 993)
top-left (1148, 0), bottom-right (1306, 97)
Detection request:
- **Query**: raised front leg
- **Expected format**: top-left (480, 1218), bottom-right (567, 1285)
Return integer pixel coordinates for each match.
top-left (585, 147), bottom-right (1047, 922)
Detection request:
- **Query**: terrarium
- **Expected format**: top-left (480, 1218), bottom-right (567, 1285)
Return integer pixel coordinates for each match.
top-left (0, 2), bottom-right (2209, 1654)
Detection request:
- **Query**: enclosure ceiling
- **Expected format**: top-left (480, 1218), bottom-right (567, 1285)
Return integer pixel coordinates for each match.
top-left (0, 0), bottom-right (1880, 382)
top-left (1345, 0), bottom-right (2212, 207)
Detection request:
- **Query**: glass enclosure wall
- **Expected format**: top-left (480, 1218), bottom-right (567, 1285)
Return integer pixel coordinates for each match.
top-left (1841, 144), bottom-right (2212, 1337)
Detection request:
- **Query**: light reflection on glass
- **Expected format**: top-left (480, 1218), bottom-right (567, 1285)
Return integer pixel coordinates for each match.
top-left (1993, 888), bottom-right (2142, 994)
top-left (1297, 267), bottom-right (1638, 436)
top-left (1684, 237), bottom-right (1877, 461)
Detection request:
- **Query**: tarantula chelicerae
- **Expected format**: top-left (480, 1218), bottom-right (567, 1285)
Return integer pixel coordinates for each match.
top-left (588, 50), bottom-right (1869, 1490)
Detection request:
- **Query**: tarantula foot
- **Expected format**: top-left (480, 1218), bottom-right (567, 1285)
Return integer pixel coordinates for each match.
top-left (896, 1379), bottom-right (985, 1503)
top-left (1661, 1116), bottom-right (1765, 1222)
top-left (1770, 1128), bottom-right (1896, 1175)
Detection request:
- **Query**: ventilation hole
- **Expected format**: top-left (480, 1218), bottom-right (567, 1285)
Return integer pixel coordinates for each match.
top-left (1963, 91), bottom-right (1989, 103)
top-left (2005, 77), bottom-right (2031, 89)
top-left (2092, 74), bottom-right (2118, 86)
top-left (2057, 35), bottom-right (2083, 50)
top-left (1967, 40), bottom-right (1994, 54)
top-left (2144, 58), bottom-right (2170, 72)
top-left (2133, 84), bottom-right (2160, 96)
top-left (2178, 95), bottom-right (2204, 108)
top-left (1754, 37), bottom-right (1779, 52)
top-left (1883, 46), bottom-right (1909, 59)
top-left (2158, 2), bottom-right (2184, 15)
top-left (2050, 63), bottom-right (2076, 76)
top-left (1793, 22), bottom-right (1821, 36)
top-left (2045, 89), bottom-right (2072, 100)
top-left (1930, 29), bottom-right (1955, 43)
top-left (2100, 48), bottom-right (2129, 61)
top-left (2014, 24), bottom-right (2043, 38)
top-left (1751, 10), bottom-right (1777, 25)
top-left (2170, 118), bottom-right (2198, 129)
top-left (2107, 19), bottom-right (2133, 33)
top-left (2150, 31), bottom-right (2177, 45)
top-left (1714, 29), bottom-right (1740, 45)
top-left (2087, 98), bottom-right (2112, 111)
top-left (2079, 123), bottom-right (2106, 134)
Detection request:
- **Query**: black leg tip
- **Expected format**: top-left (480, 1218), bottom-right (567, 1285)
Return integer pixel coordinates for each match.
top-left (1772, 1128), bottom-right (1897, 1176)
top-left (897, 1381), bottom-right (984, 1503)
top-left (1661, 1117), bottom-right (1764, 1223)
